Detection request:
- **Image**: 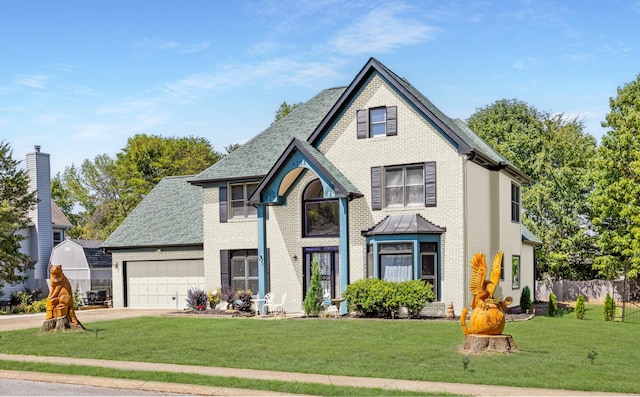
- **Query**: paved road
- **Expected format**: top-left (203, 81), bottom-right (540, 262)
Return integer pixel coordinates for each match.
top-left (0, 378), bottom-right (182, 396)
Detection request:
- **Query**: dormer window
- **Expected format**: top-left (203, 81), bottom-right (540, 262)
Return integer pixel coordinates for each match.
top-left (357, 106), bottom-right (397, 139)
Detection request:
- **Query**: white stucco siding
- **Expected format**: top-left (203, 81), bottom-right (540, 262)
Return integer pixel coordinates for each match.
top-left (317, 74), bottom-right (468, 311)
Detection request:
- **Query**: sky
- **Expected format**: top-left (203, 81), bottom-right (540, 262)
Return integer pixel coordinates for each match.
top-left (1, 0), bottom-right (638, 176)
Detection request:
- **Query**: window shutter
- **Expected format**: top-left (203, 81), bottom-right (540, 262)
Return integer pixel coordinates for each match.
top-left (424, 162), bottom-right (436, 207)
top-left (219, 186), bottom-right (228, 223)
top-left (371, 166), bottom-right (382, 211)
top-left (266, 248), bottom-right (271, 292)
top-left (220, 250), bottom-right (229, 287)
top-left (386, 106), bottom-right (397, 136)
top-left (357, 109), bottom-right (367, 139)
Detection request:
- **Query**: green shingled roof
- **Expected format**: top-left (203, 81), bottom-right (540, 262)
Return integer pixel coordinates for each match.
top-left (102, 175), bottom-right (202, 249)
top-left (189, 87), bottom-right (346, 185)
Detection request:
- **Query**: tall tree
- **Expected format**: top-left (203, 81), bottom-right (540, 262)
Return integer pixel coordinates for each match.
top-left (590, 74), bottom-right (640, 280)
top-left (467, 100), bottom-right (598, 280)
top-left (0, 141), bottom-right (38, 289)
top-left (56, 134), bottom-right (224, 240)
top-left (274, 101), bottom-right (302, 122)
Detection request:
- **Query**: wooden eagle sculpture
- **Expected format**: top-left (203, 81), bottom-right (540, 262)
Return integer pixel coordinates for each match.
top-left (460, 251), bottom-right (512, 335)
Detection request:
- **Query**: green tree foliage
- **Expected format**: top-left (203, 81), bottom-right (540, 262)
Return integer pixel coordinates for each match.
top-left (574, 294), bottom-right (586, 320)
top-left (274, 101), bottom-right (302, 122)
top-left (467, 99), bottom-right (598, 280)
top-left (0, 141), bottom-right (38, 289)
top-left (54, 134), bottom-right (224, 239)
top-left (303, 257), bottom-right (323, 316)
top-left (589, 74), bottom-right (640, 280)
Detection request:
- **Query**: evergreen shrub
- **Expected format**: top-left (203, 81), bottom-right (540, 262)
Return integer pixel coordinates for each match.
top-left (548, 292), bottom-right (558, 317)
top-left (520, 285), bottom-right (532, 313)
top-left (303, 257), bottom-right (324, 316)
top-left (574, 294), bottom-right (586, 320)
top-left (603, 292), bottom-right (615, 321)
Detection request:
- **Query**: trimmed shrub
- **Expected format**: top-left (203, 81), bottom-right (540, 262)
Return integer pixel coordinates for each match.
top-left (574, 294), bottom-right (586, 320)
top-left (520, 286), bottom-right (532, 313)
top-left (303, 257), bottom-right (324, 317)
top-left (343, 278), bottom-right (435, 318)
top-left (548, 292), bottom-right (558, 317)
top-left (603, 292), bottom-right (615, 321)
top-left (186, 288), bottom-right (208, 310)
top-left (343, 278), bottom-right (388, 316)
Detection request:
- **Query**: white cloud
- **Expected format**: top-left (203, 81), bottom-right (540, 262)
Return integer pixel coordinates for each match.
top-left (330, 4), bottom-right (437, 54)
top-left (14, 74), bottom-right (54, 89)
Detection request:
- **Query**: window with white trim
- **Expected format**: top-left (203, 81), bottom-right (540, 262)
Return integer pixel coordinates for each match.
top-left (230, 250), bottom-right (259, 293)
top-left (357, 106), bottom-right (397, 138)
top-left (371, 162), bottom-right (436, 210)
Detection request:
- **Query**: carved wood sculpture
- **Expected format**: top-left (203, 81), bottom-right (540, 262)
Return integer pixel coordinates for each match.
top-left (42, 264), bottom-right (84, 331)
top-left (460, 252), bottom-right (512, 335)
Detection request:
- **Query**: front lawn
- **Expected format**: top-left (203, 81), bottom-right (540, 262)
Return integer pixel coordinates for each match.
top-left (0, 304), bottom-right (637, 394)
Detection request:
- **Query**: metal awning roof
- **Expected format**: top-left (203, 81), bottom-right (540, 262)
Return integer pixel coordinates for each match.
top-left (362, 214), bottom-right (446, 237)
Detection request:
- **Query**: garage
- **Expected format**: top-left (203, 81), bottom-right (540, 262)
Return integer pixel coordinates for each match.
top-left (125, 259), bottom-right (204, 309)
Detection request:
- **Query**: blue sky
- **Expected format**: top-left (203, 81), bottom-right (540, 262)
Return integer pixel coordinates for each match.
top-left (1, 0), bottom-right (638, 176)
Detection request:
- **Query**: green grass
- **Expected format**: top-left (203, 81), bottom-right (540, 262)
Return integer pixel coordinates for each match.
top-left (1, 304), bottom-right (638, 394)
top-left (0, 360), bottom-right (442, 396)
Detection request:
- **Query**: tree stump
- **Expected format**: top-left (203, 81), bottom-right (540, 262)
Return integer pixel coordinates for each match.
top-left (459, 334), bottom-right (518, 354)
top-left (41, 316), bottom-right (84, 332)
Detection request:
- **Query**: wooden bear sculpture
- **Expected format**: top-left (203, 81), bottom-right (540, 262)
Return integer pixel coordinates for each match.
top-left (44, 264), bottom-right (84, 330)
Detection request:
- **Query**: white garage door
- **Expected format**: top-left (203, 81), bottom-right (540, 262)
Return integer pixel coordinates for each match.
top-left (126, 260), bottom-right (205, 309)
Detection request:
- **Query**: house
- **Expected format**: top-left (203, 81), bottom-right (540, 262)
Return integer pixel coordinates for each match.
top-left (103, 58), bottom-right (541, 313)
top-left (1, 146), bottom-right (74, 303)
top-left (49, 238), bottom-right (113, 297)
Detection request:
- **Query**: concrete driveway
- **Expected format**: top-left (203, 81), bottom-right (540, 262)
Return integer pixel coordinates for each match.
top-left (0, 308), bottom-right (168, 331)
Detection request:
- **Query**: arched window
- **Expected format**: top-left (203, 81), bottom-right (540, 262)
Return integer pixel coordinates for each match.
top-left (303, 179), bottom-right (339, 237)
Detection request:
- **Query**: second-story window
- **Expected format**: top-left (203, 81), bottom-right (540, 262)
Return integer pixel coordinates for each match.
top-left (230, 182), bottom-right (258, 219)
top-left (511, 183), bottom-right (521, 223)
top-left (357, 106), bottom-right (397, 139)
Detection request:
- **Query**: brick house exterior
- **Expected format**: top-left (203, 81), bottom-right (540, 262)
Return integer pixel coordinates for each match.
top-left (104, 58), bottom-right (540, 312)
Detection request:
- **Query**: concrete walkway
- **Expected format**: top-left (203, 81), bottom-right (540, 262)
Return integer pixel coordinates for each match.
top-left (1, 309), bottom-right (638, 396)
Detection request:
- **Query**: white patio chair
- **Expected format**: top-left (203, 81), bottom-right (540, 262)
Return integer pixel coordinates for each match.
top-left (266, 293), bottom-right (286, 317)
top-left (262, 292), bottom-right (275, 315)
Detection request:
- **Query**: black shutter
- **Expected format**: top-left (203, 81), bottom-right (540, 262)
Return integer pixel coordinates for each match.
top-left (371, 166), bottom-right (382, 210)
top-left (220, 250), bottom-right (230, 287)
top-left (386, 106), bottom-right (397, 136)
top-left (357, 109), bottom-right (367, 139)
top-left (219, 186), bottom-right (228, 223)
top-left (425, 162), bottom-right (436, 207)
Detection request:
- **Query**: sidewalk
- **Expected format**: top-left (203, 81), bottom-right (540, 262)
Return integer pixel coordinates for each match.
top-left (0, 353), bottom-right (635, 396)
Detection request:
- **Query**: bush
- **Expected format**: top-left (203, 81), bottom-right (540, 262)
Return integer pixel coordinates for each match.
top-left (26, 298), bottom-right (47, 313)
top-left (343, 279), bottom-right (435, 318)
top-left (520, 286), bottom-right (532, 313)
top-left (186, 288), bottom-right (208, 310)
top-left (603, 292), bottom-right (615, 321)
top-left (343, 278), bottom-right (388, 316)
top-left (574, 294), bottom-right (586, 320)
top-left (303, 257), bottom-right (324, 316)
top-left (219, 286), bottom-right (253, 312)
top-left (394, 280), bottom-right (435, 317)
top-left (548, 292), bottom-right (558, 317)
top-left (231, 290), bottom-right (253, 311)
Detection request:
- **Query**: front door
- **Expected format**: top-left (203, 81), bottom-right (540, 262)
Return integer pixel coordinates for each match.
top-left (303, 247), bottom-right (339, 299)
